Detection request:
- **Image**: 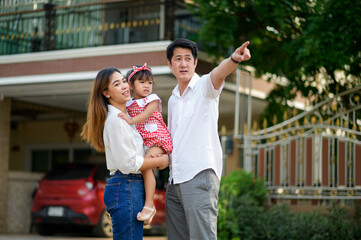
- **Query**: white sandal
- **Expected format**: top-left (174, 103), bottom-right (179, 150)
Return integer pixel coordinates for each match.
top-left (137, 205), bottom-right (156, 225)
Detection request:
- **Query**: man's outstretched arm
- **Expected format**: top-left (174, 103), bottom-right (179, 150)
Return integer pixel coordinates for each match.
top-left (210, 41), bottom-right (251, 90)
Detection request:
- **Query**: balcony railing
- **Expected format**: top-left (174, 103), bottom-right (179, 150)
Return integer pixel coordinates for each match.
top-left (0, 0), bottom-right (200, 55)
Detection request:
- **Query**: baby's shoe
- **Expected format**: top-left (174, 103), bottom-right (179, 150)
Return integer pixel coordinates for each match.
top-left (137, 205), bottom-right (156, 226)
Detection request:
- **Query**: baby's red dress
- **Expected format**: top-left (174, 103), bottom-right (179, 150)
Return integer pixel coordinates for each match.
top-left (126, 94), bottom-right (173, 154)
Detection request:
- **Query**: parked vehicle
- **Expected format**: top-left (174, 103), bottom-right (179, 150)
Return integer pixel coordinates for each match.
top-left (31, 163), bottom-right (111, 237)
top-left (31, 162), bottom-right (167, 237)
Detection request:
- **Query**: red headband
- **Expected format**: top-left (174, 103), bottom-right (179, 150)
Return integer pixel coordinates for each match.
top-left (128, 63), bottom-right (152, 81)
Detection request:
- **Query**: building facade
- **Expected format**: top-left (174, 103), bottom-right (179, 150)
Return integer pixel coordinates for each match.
top-left (0, 0), bottom-right (282, 234)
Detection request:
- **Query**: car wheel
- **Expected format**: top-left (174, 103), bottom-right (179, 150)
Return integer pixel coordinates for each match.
top-left (34, 223), bottom-right (56, 236)
top-left (93, 210), bottom-right (112, 237)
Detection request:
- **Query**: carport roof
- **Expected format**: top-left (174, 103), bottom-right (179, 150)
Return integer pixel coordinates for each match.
top-left (0, 41), bottom-right (269, 122)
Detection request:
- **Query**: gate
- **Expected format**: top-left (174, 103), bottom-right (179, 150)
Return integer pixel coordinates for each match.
top-left (234, 70), bottom-right (361, 200)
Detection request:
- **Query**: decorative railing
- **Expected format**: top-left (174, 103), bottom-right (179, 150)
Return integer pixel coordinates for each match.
top-left (0, 0), bottom-right (200, 55)
top-left (238, 85), bottom-right (361, 200)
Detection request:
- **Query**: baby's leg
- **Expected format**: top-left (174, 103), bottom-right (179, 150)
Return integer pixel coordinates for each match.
top-left (141, 169), bottom-right (156, 210)
top-left (138, 147), bottom-right (165, 223)
top-left (143, 146), bottom-right (165, 207)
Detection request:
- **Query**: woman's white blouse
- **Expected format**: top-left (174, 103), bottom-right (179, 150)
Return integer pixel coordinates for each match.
top-left (103, 104), bottom-right (145, 175)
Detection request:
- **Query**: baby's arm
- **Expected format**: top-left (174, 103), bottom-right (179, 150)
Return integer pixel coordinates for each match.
top-left (119, 100), bottom-right (158, 125)
top-left (118, 112), bottom-right (133, 124)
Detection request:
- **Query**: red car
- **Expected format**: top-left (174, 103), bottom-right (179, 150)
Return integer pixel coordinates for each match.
top-left (31, 163), bottom-right (167, 237)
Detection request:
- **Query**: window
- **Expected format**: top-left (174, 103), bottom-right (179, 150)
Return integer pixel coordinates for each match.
top-left (30, 145), bottom-right (103, 173)
top-left (32, 150), bottom-right (50, 173)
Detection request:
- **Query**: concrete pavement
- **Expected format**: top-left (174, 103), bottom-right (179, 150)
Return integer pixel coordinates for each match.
top-left (0, 234), bottom-right (167, 240)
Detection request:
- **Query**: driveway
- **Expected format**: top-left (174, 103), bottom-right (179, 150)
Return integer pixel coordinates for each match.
top-left (0, 234), bottom-right (166, 240)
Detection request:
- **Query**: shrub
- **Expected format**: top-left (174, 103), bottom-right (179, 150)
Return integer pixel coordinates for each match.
top-left (217, 170), bottom-right (361, 240)
top-left (217, 169), bottom-right (267, 240)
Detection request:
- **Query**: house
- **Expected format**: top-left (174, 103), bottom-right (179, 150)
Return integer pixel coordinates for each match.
top-left (0, 0), bottom-right (279, 233)
top-left (5, 0), bottom-right (347, 234)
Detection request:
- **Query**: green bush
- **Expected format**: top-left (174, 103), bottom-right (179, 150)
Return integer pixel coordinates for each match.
top-left (217, 170), bottom-right (361, 240)
top-left (217, 169), bottom-right (267, 240)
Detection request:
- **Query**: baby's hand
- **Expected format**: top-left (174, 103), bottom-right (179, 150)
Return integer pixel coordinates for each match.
top-left (117, 112), bottom-right (132, 124)
top-left (117, 112), bottom-right (127, 120)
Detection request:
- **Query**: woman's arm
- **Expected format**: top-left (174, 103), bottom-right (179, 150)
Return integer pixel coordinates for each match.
top-left (119, 100), bottom-right (158, 125)
top-left (139, 154), bottom-right (169, 171)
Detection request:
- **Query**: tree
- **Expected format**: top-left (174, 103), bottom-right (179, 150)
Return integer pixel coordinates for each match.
top-left (188, 0), bottom-right (361, 125)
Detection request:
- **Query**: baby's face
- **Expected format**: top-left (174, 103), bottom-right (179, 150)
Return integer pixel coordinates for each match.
top-left (131, 77), bottom-right (153, 99)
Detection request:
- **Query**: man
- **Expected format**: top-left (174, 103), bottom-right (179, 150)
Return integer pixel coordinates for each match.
top-left (165, 38), bottom-right (251, 240)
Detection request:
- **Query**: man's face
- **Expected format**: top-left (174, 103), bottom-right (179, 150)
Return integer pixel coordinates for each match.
top-left (167, 47), bottom-right (198, 85)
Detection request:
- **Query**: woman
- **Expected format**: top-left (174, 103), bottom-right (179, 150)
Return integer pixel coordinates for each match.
top-left (81, 67), bottom-right (169, 240)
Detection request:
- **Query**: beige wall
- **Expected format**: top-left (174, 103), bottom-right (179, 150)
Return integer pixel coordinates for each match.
top-left (9, 119), bottom-right (86, 171)
top-left (7, 171), bottom-right (44, 233)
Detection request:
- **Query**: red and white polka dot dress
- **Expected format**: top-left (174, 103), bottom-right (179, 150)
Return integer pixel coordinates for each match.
top-left (126, 94), bottom-right (173, 154)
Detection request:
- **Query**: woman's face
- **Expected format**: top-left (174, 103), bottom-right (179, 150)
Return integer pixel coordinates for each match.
top-left (103, 71), bottom-right (130, 107)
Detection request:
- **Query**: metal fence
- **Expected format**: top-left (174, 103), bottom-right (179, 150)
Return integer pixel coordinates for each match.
top-left (236, 80), bottom-right (361, 200)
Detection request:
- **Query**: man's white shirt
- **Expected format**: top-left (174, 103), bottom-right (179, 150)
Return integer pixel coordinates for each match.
top-left (168, 73), bottom-right (224, 184)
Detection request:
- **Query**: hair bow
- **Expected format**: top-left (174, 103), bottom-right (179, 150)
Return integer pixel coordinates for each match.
top-left (128, 63), bottom-right (152, 80)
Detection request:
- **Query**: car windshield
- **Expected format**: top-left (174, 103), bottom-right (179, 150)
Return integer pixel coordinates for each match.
top-left (45, 163), bottom-right (95, 180)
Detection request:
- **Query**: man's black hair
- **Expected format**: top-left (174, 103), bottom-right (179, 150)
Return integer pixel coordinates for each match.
top-left (166, 38), bottom-right (198, 63)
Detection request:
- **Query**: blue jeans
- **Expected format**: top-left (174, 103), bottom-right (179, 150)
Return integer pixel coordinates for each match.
top-left (103, 171), bottom-right (145, 240)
